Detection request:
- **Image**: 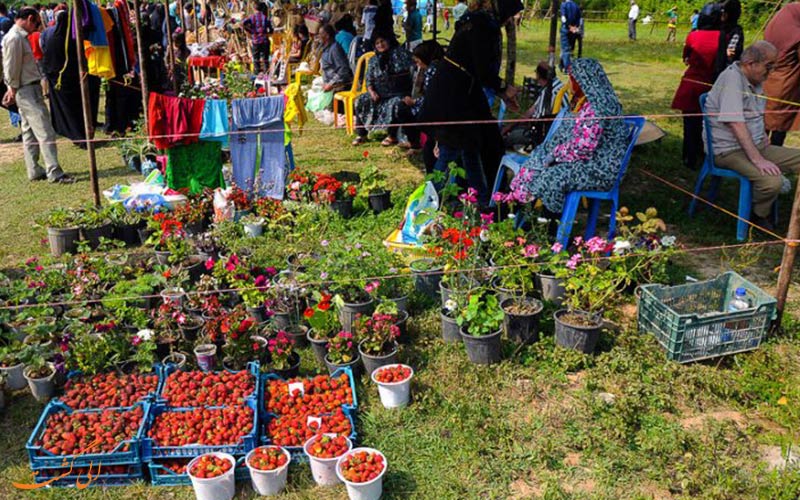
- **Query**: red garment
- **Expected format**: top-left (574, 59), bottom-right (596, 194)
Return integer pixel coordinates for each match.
top-left (28, 32), bottom-right (43, 61)
top-left (671, 30), bottom-right (720, 113)
top-left (764, 3), bottom-right (800, 132)
top-left (114, 0), bottom-right (137, 69)
top-left (148, 93), bottom-right (205, 150)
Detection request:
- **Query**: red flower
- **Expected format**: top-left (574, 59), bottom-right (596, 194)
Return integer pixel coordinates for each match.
top-left (238, 318), bottom-right (254, 333)
top-left (318, 301), bottom-right (331, 311)
top-left (252, 343), bottom-right (261, 350)
top-left (347, 185), bottom-right (357, 197)
top-left (304, 308), bottom-right (314, 319)
top-left (362, 150), bottom-right (369, 159)
top-left (162, 269), bottom-right (172, 278)
top-left (454, 250), bottom-right (468, 260)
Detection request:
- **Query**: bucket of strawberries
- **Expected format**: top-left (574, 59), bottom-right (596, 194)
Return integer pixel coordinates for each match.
top-left (303, 434), bottom-right (352, 486)
top-left (245, 445), bottom-right (291, 496)
top-left (336, 448), bottom-right (387, 500)
top-left (371, 364), bottom-right (413, 408)
top-left (186, 452), bottom-right (236, 500)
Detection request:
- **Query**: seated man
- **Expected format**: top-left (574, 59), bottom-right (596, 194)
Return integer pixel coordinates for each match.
top-left (705, 41), bottom-right (800, 231)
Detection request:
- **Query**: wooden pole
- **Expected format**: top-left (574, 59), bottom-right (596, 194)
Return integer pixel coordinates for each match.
top-left (548, 0), bottom-right (558, 70)
top-left (774, 182), bottom-right (800, 328)
top-left (164, 0), bottom-right (178, 92)
top-left (205, 0), bottom-right (210, 42)
top-left (132, 0), bottom-right (150, 133)
top-left (72, 0), bottom-right (101, 207)
top-left (504, 18), bottom-right (516, 86)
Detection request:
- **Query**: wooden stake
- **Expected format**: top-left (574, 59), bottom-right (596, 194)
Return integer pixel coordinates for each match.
top-left (774, 181), bottom-right (800, 328)
top-left (132, 0), bottom-right (150, 133)
top-left (72, 0), bottom-right (100, 207)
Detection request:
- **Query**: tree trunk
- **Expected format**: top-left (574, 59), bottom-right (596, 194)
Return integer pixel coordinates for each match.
top-left (504, 19), bottom-right (517, 86)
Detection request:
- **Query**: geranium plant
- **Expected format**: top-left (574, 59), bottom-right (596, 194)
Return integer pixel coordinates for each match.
top-left (313, 173), bottom-right (357, 204)
top-left (326, 331), bottom-right (356, 365)
top-left (354, 312), bottom-right (400, 355)
top-left (268, 331), bottom-right (295, 370)
top-left (220, 306), bottom-right (258, 369)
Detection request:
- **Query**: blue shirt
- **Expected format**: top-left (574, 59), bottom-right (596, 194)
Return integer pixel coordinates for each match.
top-left (335, 31), bottom-right (354, 55)
top-left (560, 0), bottom-right (581, 28)
top-left (405, 9), bottom-right (422, 42)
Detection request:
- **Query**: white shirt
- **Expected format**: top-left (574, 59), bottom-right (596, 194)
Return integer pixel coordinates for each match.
top-left (628, 4), bottom-right (639, 20)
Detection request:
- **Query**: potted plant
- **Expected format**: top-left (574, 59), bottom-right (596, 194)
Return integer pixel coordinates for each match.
top-left (457, 288), bottom-right (504, 365)
top-left (535, 241), bottom-right (571, 305)
top-left (234, 272), bottom-right (272, 322)
top-left (35, 207), bottom-right (81, 257)
top-left (107, 203), bottom-right (144, 246)
top-left (355, 311), bottom-right (400, 377)
top-left (174, 197), bottom-right (208, 236)
top-left (22, 345), bottom-right (57, 402)
top-left (151, 300), bottom-right (185, 359)
top-left (358, 161), bottom-right (391, 213)
top-left (409, 257), bottom-right (444, 298)
top-left (219, 306), bottom-right (259, 371)
top-left (440, 298), bottom-right (462, 344)
top-left (269, 331), bottom-right (300, 378)
top-left (130, 329), bottom-right (159, 371)
top-left (228, 185), bottom-right (252, 221)
top-left (66, 332), bottom-right (120, 375)
top-left (240, 213), bottom-right (265, 238)
top-left (0, 343), bottom-right (27, 391)
top-left (325, 331), bottom-right (361, 377)
top-left (0, 372), bottom-right (6, 412)
top-left (195, 233), bottom-right (222, 261)
top-left (76, 204), bottom-right (113, 249)
top-left (304, 293), bottom-right (341, 366)
top-left (313, 173), bottom-right (358, 218)
top-left (117, 119), bottom-right (156, 172)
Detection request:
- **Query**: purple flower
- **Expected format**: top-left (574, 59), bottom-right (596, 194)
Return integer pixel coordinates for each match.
top-left (492, 192), bottom-right (506, 203)
top-left (565, 254), bottom-right (582, 270)
top-left (321, 239), bottom-right (329, 247)
top-left (551, 242), bottom-right (563, 253)
top-left (320, 272), bottom-right (329, 279)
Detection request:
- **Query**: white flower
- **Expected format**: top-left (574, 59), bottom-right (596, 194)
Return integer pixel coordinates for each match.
top-left (444, 299), bottom-right (457, 312)
top-left (613, 240), bottom-right (632, 254)
top-left (508, 213), bottom-right (516, 219)
top-left (136, 329), bottom-right (154, 341)
top-left (661, 235), bottom-right (676, 247)
top-left (479, 229), bottom-right (490, 242)
top-left (536, 217), bottom-right (549, 224)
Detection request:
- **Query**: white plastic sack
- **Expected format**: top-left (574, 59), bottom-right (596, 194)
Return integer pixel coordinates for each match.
top-left (213, 187), bottom-right (234, 222)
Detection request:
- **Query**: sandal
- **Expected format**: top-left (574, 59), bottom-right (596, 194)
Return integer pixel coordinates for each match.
top-left (352, 137), bottom-right (367, 146)
top-left (381, 137), bottom-right (398, 147)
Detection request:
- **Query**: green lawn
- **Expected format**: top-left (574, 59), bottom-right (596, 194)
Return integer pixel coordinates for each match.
top-left (1, 20), bottom-right (800, 500)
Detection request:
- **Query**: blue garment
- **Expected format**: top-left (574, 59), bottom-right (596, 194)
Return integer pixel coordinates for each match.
top-left (200, 99), bottom-right (229, 146)
top-left (434, 144), bottom-right (489, 206)
top-left (560, 25), bottom-right (571, 71)
top-left (230, 96), bottom-right (286, 199)
top-left (560, 0), bottom-right (581, 28)
top-left (9, 110), bottom-right (20, 127)
top-left (405, 9), bottom-right (422, 42)
top-left (86, 2), bottom-right (109, 46)
top-left (335, 31), bottom-right (354, 56)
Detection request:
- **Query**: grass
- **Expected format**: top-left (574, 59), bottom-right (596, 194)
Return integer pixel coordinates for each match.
top-left (1, 20), bottom-right (800, 500)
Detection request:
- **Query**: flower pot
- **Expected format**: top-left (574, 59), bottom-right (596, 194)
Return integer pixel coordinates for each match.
top-left (243, 218), bottom-right (265, 238)
top-left (24, 364), bottom-right (55, 402)
top-left (184, 220), bottom-right (204, 236)
top-left (272, 351), bottom-right (301, 379)
top-left (247, 305), bottom-right (268, 323)
top-left (336, 447), bottom-right (388, 500)
top-left (368, 190), bottom-right (391, 214)
top-left (80, 222), bottom-right (113, 249)
top-left (307, 329), bottom-right (330, 367)
top-left (491, 276), bottom-right (534, 305)
top-left (439, 276), bottom-right (476, 310)
top-left (304, 435), bottom-right (353, 486)
top-left (284, 324), bottom-right (309, 348)
top-left (324, 353), bottom-right (362, 378)
top-left (246, 446), bottom-right (291, 496)
top-left (554, 309), bottom-right (602, 354)
top-left (47, 227), bottom-right (79, 257)
top-left (271, 310), bottom-right (293, 331)
top-left (409, 258), bottom-right (443, 298)
top-left (156, 338), bottom-right (179, 360)
top-left (160, 287), bottom-right (185, 305)
top-left (179, 316), bottom-right (205, 342)
top-left (162, 352), bottom-right (188, 370)
top-left (137, 227), bottom-right (154, 245)
top-left (194, 343), bottom-right (217, 371)
top-left (394, 310), bottom-right (410, 344)
top-left (371, 364), bottom-right (413, 409)
top-left (0, 384), bottom-right (5, 412)
top-left (183, 256), bottom-right (205, 283)
top-left (1, 362), bottom-right (27, 391)
top-left (358, 341), bottom-right (399, 377)
top-left (459, 326), bottom-right (502, 365)
top-left (535, 273), bottom-right (566, 306)
top-left (501, 297), bottom-right (543, 344)
top-left (114, 222), bottom-right (142, 246)
top-left (338, 298), bottom-right (374, 334)
top-left (186, 452), bottom-right (236, 500)
top-left (388, 295), bottom-right (408, 315)
top-left (155, 250), bottom-right (172, 265)
top-left (330, 198), bottom-right (353, 218)
top-left (252, 335), bottom-right (270, 365)
top-left (440, 311), bottom-right (461, 344)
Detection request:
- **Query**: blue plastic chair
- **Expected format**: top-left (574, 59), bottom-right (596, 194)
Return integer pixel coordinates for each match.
top-left (688, 93), bottom-right (775, 241)
top-left (554, 116), bottom-right (646, 247)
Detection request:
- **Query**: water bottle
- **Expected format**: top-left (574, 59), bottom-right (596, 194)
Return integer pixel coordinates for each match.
top-left (728, 287), bottom-right (750, 312)
top-left (725, 287), bottom-right (751, 346)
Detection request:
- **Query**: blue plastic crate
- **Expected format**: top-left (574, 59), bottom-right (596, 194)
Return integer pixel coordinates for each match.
top-left (260, 407), bottom-right (358, 463)
top-left (141, 398), bottom-right (260, 461)
top-left (56, 367), bottom-right (162, 410)
top-left (26, 401), bottom-right (150, 469)
top-left (157, 361), bottom-right (260, 407)
top-left (261, 366), bottom-right (358, 417)
top-left (29, 463), bottom-right (144, 488)
top-left (149, 455), bottom-right (251, 486)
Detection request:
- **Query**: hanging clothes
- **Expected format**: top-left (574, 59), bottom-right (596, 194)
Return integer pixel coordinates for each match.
top-left (104, 6), bottom-right (141, 134)
top-left (230, 96), bottom-right (286, 199)
top-left (82, 2), bottom-right (115, 79)
top-left (199, 99), bottom-right (229, 146)
top-left (148, 92), bottom-right (204, 149)
top-left (166, 141), bottom-right (224, 193)
top-left (40, 9), bottom-right (101, 145)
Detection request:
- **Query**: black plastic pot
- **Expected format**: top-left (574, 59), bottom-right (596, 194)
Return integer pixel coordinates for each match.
top-left (284, 324), bottom-right (309, 348)
top-left (307, 329), bottom-right (330, 367)
top-left (459, 326), bottom-right (502, 365)
top-left (184, 257), bottom-right (205, 283)
top-left (137, 227), bottom-right (154, 246)
top-left (368, 190), bottom-right (391, 214)
top-left (247, 305), bottom-right (268, 323)
top-left (439, 279), bottom-right (472, 310)
top-left (184, 220), bottom-right (204, 236)
top-left (155, 338), bottom-right (179, 360)
top-left (554, 309), bottom-right (602, 354)
top-left (273, 351), bottom-right (301, 379)
top-left (179, 316), bottom-right (204, 342)
top-left (440, 310), bottom-right (461, 344)
top-left (324, 352), bottom-right (362, 377)
top-left (80, 222), bottom-right (113, 249)
top-left (113, 222), bottom-right (142, 246)
top-left (501, 297), bottom-right (543, 344)
top-left (536, 273), bottom-right (566, 306)
top-left (491, 276), bottom-right (535, 305)
top-left (358, 341), bottom-right (398, 377)
top-left (330, 198), bottom-right (353, 218)
top-left (409, 258), bottom-right (443, 298)
top-left (394, 310), bottom-right (410, 344)
top-left (47, 227), bottom-right (79, 257)
top-left (338, 297), bottom-right (374, 333)
top-left (271, 310), bottom-right (293, 331)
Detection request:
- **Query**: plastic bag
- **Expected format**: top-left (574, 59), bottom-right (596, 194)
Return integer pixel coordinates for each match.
top-left (399, 181), bottom-right (439, 244)
top-left (306, 88), bottom-right (334, 112)
top-left (213, 187), bottom-right (234, 222)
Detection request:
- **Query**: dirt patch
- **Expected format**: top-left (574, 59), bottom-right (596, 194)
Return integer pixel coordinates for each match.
top-left (509, 477), bottom-right (543, 499)
top-left (563, 452), bottom-right (581, 467)
top-left (566, 372), bottom-right (585, 390)
top-left (564, 477), bottom-right (596, 494)
top-left (0, 142), bottom-right (23, 164)
top-left (680, 410), bottom-right (746, 430)
top-left (637, 480), bottom-right (675, 499)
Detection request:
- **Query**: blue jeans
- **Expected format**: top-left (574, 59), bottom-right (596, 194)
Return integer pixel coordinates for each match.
top-left (560, 26), bottom-right (571, 71)
top-left (434, 145), bottom-right (489, 206)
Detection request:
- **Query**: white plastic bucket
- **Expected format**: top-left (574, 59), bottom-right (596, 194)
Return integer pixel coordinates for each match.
top-left (371, 364), bottom-right (414, 408)
top-left (246, 446), bottom-right (291, 496)
top-left (336, 448), bottom-right (388, 500)
top-left (186, 452), bottom-right (236, 500)
top-left (303, 435), bottom-right (352, 486)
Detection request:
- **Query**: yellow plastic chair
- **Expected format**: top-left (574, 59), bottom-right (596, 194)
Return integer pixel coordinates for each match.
top-left (333, 51), bottom-right (374, 135)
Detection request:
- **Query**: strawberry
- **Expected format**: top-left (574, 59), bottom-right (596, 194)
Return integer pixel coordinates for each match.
top-left (305, 435), bottom-right (349, 459)
top-left (266, 374), bottom-right (354, 417)
top-left (148, 406), bottom-right (253, 446)
top-left (268, 408), bottom-right (352, 446)
top-left (339, 450), bottom-right (385, 483)
top-left (61, 372), bottom-right (159, 409)
top-left (248, 446), bottom-right (288, 471)
top-left (37, 407), bottom-right (144, 456)
top-left (374, 365), bottom-right (412, 384)
top-left (190, 454), bottom-right (232, 479)
top-left (161, 370), bottom-right (255, 407)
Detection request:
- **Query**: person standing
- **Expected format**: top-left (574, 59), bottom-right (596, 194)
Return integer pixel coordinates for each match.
top-left (559, 0), bottom-right (581, 72)
top-left (714, 0), bottom-right (743, 79)
top-left (763, 2), bottom-right (799, 147)
top-left (2, 7), bottom-right (72, 183)
top-left (452, 0), bottom-right (467, 23)
top-left (628, 0), bottom-right (639, 41)
top-left (243, 2), bottom-right (273, 74)
top-left (665, 6), bottom-right (678, 42)
top-left (403, 0), bottom-right (422, 51)
top-left (690, 9), bottom-right (699, 30)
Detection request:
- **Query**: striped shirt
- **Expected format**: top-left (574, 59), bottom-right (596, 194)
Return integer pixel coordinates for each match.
top-left (244, 12), bottom-right (273, 45)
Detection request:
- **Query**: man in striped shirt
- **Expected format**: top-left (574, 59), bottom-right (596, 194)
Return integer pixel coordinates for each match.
top-left (502, 61), bottom-right (569, 152)
top-left (243, 2), bottom-right (273, 73)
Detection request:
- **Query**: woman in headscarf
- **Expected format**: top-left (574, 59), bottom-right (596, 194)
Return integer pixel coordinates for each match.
top-left (713, 0), bottom-right (743, 79)
top-left (401, 40), bottom-right (444, 161)
top-left (39, 7), bottom-right (100, 145)
top-left (509, 59), bottom-right (630, 216)
top-left (351, 31), bottom-right (414, 146)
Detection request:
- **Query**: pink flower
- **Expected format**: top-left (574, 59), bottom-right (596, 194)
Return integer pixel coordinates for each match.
top-left (480, 213), bottom-right (494, 225)
top-left (25, 257), bottom-right (37, 265)
top-left (364, 280), bottom-right (380, 294)
top-left (573, 236), bottom-right (583, 247)
top-left (35, 265), bottom-right (43, 272)
top-left (254, 275), bottom-right (268, 289)
top-left (585, 236), bottom-right (607, 254)
top-left (523, 244), bottom-right (539, 258)
top-left (565, 254), bottom-right (582, 270)
top-left (551, 242), bottom-right (563, 253)
top-left (453, 211), bottom-right (464, 219)
top-left (205, 258), bottom-right (215, 271)
top-left (492, 192), bottom-right (506, 203)
top-left (503, 241), bottom-right (514, 248)
top-left (131, 336), bottom-right (142, 346)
